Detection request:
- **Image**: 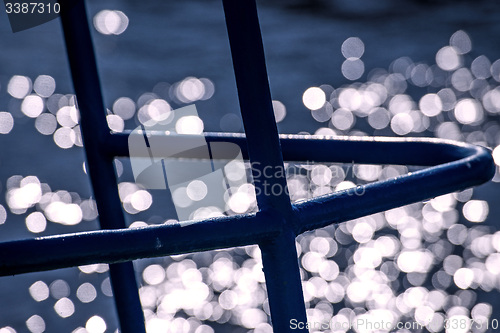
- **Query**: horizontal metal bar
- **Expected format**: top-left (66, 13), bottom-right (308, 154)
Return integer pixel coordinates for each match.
top-left (0, 212), bottom-right (279, 276)
top-left (0, 137), bottom-right (493, 276)
top-left (292, 143), bottom-right (495, 234)
top-left (108, 132), bottom-right (483, 166)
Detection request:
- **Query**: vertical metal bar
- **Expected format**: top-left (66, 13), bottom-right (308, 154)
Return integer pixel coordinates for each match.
top-left (59, 1), bottom-right (146, 332)
top-left (260, 229), bottom-right (309, 332)
top-left (222, 1), bottom-right (308, 331)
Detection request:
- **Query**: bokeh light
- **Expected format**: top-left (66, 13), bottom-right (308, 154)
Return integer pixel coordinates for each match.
top-left (436, 46), bottom-right (461, 71)
top-left (86, 316), bottom-right (107, 333)
top-left (77, 283), bottom-right (98, 303)
top-left (35, 113), bottom-right (57, 135)
top-left (463, 200), bottom-right (489, 222)
top-left (26, 315), bottom-right (45, 333)
top-left (303, 87), bottom-right (326, 110)
top-left (450, 30), bottom-right (472, 55)
top-left (342, 58), bottom-right (365, 81)
top-left (93, 10), bottom-right (129, 35)
top-left (21, 95), bottom-right (44, 118)
top-left (29, 281), bottom-right (49, 302)
top-left (112, 97), bottom-right (136, 120)
top-left (8, 75), bottom-right (32, 99)
top-left (272, 100), bottom-right (287, 123)
top-left (33, 75), bottom-right (56, 98)
top-left (0, 112), bottom-right (14, 134)
top-left (175, 116), bottom-right (204, 135)
top-left (2, 24), bottom-right (500, 333)
top-left (341, 37), bottom-right (365, 59)
top-left (54, 297), bottom-right (75, 318)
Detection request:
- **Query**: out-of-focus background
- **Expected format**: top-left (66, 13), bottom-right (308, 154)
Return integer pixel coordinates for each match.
top-left (1, 0), bottom-right (500, 332)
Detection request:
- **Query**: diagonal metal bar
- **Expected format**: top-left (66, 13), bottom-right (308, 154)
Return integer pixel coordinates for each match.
top-left (59, 1), bottom-right (145, 332)
top-left (222, 0), bottom-right (292, 215)
top-left (222, 0), bottom-right (307, 331)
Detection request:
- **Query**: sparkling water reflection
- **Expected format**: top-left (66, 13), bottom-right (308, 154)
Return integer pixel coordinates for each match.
top-left (1, 4), bottom-right (500, 333)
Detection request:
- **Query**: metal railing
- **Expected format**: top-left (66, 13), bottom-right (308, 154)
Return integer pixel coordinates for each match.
top-left (0, 0), bottom-right (495, 332)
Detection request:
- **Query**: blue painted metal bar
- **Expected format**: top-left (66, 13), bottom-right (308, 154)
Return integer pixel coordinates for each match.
top-left (292, 143), bottom-right (495, 234)
top-left (222, 0), bottom-right (307, 331)
top-left (59, 1), bottom-right (145, 332)
top-left (0, 1), bottom-right (495, 333)
top-left (108, 132), bottom-right (488, 166)
top-left (222, 0), bottom-right (292, 214)
top-left (0, 212), bottom-right (277, 276)
top-left (260, 227), bottom-right (308, 332)
top-left (0, 140), bottom-right (493, 277)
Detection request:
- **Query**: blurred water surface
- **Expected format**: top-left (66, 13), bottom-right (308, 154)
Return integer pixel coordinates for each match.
top-left (2, 0), bottom-right (500, 332)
